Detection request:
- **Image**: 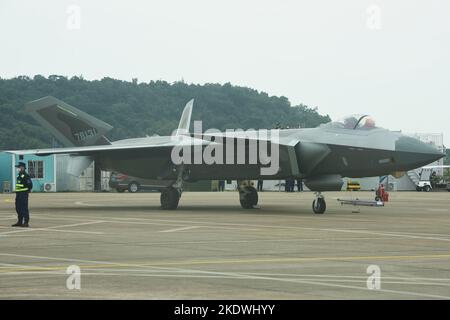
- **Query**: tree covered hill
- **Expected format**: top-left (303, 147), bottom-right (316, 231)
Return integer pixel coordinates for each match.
top-left (0, 75), bottom-right (331, 150)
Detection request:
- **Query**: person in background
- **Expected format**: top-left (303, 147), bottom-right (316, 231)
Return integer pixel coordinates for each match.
top-left (218, 180), bottom-right (225, 192)
top-left (257, 179), bottom-right (263, 192)
top-left (297, 179), bottom-right (303, 192)
top-left (12, 162), bottom-right (33, 227)
top-left (285, 178), bottom-right (295, 192)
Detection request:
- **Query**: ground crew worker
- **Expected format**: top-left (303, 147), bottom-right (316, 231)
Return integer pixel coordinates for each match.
top-left (218, 180), bottom-right (225, 191)
top-left (12, 162), bottom-right (33, 227)
top-left (296, 179), bottom-right (303, 192)
top-left (257, 179), bottom-right (263, 192)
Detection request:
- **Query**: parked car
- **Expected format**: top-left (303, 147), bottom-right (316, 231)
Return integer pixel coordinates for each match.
top-left (447, 182), bottom-right (450, 192)
top-left (109, 172), bottom-right (166, 193)
top-left (416, 181), bottom-right (432, 192)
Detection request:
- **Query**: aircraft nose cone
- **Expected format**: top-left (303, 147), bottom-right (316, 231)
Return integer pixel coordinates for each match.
top-left (395, 136), bottom-right (445, 168)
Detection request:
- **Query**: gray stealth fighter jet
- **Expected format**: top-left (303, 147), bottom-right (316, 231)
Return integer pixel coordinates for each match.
top-left (8, 96), bottom-right (444, 214)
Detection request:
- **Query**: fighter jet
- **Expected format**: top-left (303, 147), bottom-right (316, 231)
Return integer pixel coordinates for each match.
top-left (7, 96), bottom-right (444, 214)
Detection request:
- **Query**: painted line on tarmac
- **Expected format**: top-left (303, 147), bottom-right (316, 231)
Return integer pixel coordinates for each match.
top-left (109, 217), bottom-right (450, 242)
top-left (0, 252), bottom-right (195, 275)
top-left (0, 221), bottom-right (105, 236)
top-left (70, 201), bottom-right (377, 223)
top-left (2, 252), bottom-right (450, 271)
top-left (241, 272), bottom-right (450, 282)
top-left (75, 201), bottom-right (106, 207)
top-left (2, 265), bottom-right (450, 285)
top-left (119, 253), bottom-right (450, 267)
top-left (34, 214), bottom-right (262, 231)
top-left (26, 212), bottom-right (450, 241)
top-left (2, 267), bottom-right (449, 288)
top-left (3, 270), bottom-right (448, 289)
top-left (0, 216), bottom-right (16, 221)
top-left (427, 208), bottom-right (449, 212)
top-left (54, 236), bottom-right (400, 246)
top-left (2, 266), bottom-right (449, 300)
top-left (1, 252), bottom-right (449, 299)
top-left (24, 215), bottom-right (114, 223)
top-left (371, 230), bottom-right (450, 238)
top-left (0, 271), bottom-right (246, 279)
top-left (256, 277), bottom-right (450, 299)
top-left (35, 214), bottom-right (194, 228)
top-left (314, 227), bottom-right (450, 242)
top-left (1, 269), bottom-right (450, 300)
top-left (0, 262), bottom-right (43, 269)
top-left (108, 220), bottom-right (261, 231)
top-left (160, 226), bottom-right (201, 233)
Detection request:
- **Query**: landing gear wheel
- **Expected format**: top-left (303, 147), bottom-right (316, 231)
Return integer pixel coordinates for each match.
top-left (312, 198), bottom-right (326, 214)
top-left (128, 182), bottom-right (140, 193)
top-left (239, 186), bottom-right (258, 209)
top-left (160, 187), bottom-right (180, 210)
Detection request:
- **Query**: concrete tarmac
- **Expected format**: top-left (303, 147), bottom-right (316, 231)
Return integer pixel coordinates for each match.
top-left (0, 191), bottom-right (449, 299)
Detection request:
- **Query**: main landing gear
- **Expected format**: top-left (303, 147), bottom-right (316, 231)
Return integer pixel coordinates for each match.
top-left (160, 166), bottom-right (184, 210)
top-left (239, 186), bottom-right (258, 209)
top-left (238, 180), bottom-right (258, 209)
top-left (160, 187), bottom-right (181, 210)
top-left (312, 192), bottom-right (326, 214)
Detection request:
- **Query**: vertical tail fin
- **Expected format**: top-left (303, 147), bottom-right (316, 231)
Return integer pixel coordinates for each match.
top-left (175, 99), bottom-right (194, 136)
top-left (25, 96), bottom-right (113, 147)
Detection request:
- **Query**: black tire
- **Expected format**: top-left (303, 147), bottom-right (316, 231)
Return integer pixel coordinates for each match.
top-left (312, 198), bottom-right (326, 214)
top-left (424, 185), bottom-right (431, 192)
top-left (128, 182), bottom-right (140, 193)
top-left (416, 186), bottom-right (422, 192)
top-left (116, 188), bottom-right (125, 193)
top-left (239, 186), bottom-right (258, 209)
top-left (160, 187), bottom-right (180, 210)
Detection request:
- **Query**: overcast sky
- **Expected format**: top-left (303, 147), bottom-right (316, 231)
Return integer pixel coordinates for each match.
top-left (1, 0), bottom-right (449, 145)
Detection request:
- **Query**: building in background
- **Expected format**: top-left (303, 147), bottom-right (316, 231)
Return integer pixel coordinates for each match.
top-left (0, 152), bottom-right (95, 193)
top-left (0, 152), bottom-right (56, 192)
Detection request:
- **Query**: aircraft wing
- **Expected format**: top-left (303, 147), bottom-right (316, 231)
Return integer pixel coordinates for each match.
top-left (422, 165), bottom-right (450, 169)
top-left (5, 135), bottom-right (210, 156)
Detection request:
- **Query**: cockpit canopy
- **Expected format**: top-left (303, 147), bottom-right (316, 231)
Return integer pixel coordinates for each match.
top-left (322, 115), bottom-right (378, 130)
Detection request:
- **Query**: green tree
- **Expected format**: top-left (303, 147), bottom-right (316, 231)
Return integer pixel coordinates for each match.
top-left (0, 75), bottom-right (331, 150)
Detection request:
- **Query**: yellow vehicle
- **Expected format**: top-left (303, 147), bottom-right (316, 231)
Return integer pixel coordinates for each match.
top-left (346, 180), bottom-right (361, 191)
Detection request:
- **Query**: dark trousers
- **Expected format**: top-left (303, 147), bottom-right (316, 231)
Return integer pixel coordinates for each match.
top-left (257, 181), bottom-right (263, 191)
top-left (297, 180), bottom-right (303, 192)
top-left (15, 192), bottom-right (29, 224)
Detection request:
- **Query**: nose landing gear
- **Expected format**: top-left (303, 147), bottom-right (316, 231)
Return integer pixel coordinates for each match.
top-left (312, 192), bottom-right (326, 214)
